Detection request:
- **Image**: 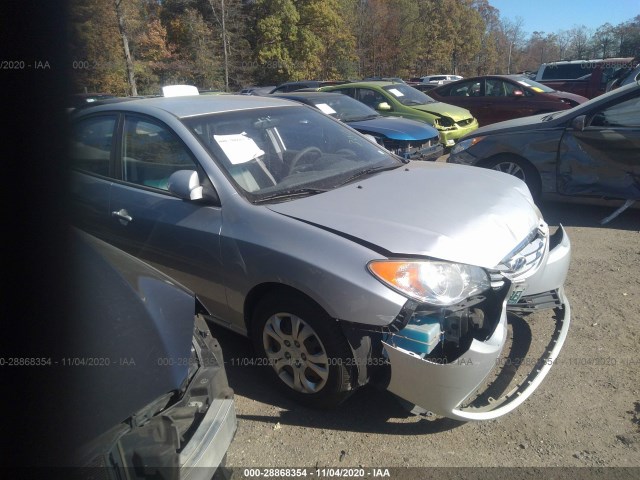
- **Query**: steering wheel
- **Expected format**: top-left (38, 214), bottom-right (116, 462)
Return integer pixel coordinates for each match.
top-left (335, 148), bottom-right (357, 159)
top-left (288, 146), bottom-right (322, 174)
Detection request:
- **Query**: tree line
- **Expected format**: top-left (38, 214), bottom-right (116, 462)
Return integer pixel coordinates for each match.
top-left (68, 0), bottom-right (640, 96)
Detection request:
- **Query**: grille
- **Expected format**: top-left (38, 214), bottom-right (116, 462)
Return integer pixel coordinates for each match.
top-left (457, 118), bottom-right (475, 127)
top-left (384, 136), bottom-right (437, 158)
top-left (489, 225), bottom-right (549, 288)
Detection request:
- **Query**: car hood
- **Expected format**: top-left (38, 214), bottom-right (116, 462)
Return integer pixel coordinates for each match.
top-left (347, 116), bottom-right (439, 141)
top-left (468, 112), bottom-right (556, 136)
top-left (548, 90), bottom-right (588, 104)
top-left (268, 162), bottom-right (540, 268)
top-left (409, 101), bottom-right (474, 121)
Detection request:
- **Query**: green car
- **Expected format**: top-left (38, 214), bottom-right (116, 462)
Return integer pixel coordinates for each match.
top-left (321, 81), bottom-right (479, 146)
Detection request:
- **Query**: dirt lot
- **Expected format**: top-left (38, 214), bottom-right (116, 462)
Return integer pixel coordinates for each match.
top-left (209, 199), bottom-right (640, 474)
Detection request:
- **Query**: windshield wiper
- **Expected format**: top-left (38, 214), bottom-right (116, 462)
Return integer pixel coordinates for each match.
top-left (253, 187), bottom-right (328, 204)
top-left (335, 164), bottom-right (403, 187)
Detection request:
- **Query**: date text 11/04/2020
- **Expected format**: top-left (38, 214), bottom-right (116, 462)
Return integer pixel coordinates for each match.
top-left (242, 468), bottom-right (391, 478)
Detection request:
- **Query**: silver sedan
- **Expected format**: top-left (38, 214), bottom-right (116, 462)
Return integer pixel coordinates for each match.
top-left (70, 94), bottom-right (571, 420)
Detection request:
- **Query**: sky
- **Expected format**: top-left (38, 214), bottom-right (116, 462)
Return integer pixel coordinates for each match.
top-left (489, 0), bottom-right (639, 36)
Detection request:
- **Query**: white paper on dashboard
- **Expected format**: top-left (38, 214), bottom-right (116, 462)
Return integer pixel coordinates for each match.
top-left (214, 133), bottom-right (265, 164)
top-left (316, 103), bottom-right (337, 115)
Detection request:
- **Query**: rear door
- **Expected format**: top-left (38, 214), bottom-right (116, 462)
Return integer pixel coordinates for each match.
top-left (557, 89), bottom-right (640, 198)
top-left (70, 114), bottom-right (118, 241)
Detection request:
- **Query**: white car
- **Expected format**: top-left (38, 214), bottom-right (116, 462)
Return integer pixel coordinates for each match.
top-left (421, 74), bottom-right (464, 84)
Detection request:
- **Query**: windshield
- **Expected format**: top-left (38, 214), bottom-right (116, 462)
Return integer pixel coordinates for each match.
top-left (513, 77), bottom-right (556, 93)
top-left (308, 95), bottom-right (379, 122)
top-left (182, 106), bottom-right (401, 203)
top-left (382, 84), bottom-right (435, 106)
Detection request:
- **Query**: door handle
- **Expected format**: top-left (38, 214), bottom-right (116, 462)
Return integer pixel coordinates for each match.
top-left (111, 208), bottom-right (133, 224)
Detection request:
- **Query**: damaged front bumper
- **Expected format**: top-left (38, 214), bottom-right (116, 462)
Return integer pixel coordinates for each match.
top-left (382, 225), bottom-right (571, 421)
top-left (400, 143), bottom-right (444, 162)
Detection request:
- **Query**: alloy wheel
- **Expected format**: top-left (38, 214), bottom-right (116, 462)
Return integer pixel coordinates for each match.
top-left (262, 312), bottom-right (330, 394)
top-left (491, 161), bottom-right (526, 181)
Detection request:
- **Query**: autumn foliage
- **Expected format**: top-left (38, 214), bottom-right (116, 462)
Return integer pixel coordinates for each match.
top-left (67, 0), bottom-right (640, 95)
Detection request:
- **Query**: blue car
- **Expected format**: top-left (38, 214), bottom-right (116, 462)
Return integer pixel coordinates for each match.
top-left (273, 92), bottom-right (443, 161)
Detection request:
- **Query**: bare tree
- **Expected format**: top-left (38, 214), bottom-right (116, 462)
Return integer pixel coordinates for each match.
top-left (592, 23), bottom-right (615, 58)
top-left (114, 0), bottom-right (137, 95)
top-left (208, 0), bottom-right (230, 91)
top-left (566, 26), bottom-right (590, 60)
top-left (501, 16), bottom-right (525, 73)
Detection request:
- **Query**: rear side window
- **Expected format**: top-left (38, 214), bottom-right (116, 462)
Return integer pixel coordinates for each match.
top-left (330, 87), bottom-right (356, 98)
top-left (356, 88), bottom-right (388, 108)
top-left (541, 63), bottom-right (590, 80)
top-left (71, 115), bottom-right (117, 176)
top-left (445, 80), bottom-right (481, 97)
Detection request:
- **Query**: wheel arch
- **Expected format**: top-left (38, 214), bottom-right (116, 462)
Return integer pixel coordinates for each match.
top-left (243, 282), bottom-right (329, 336)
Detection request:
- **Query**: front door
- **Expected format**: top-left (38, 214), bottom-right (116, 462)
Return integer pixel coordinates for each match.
top-left (557, 90), bottom-right (640, 198)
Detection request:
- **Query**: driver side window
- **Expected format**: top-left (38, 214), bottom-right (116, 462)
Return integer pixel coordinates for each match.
top-left (356, 89), bottom-right (387, 109)
top-left (590, 95), bottom-right (640, 128)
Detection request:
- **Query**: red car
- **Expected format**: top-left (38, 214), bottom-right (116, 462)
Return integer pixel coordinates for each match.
top-left (429, 75), bottom-right (587, 126)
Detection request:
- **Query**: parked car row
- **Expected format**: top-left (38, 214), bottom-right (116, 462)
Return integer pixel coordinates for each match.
top-left (272, 91), bottom-right (443, 161)
top-left (236, 76), bottom-right (595, 148)
top-left (320, 81), bottom-right (479, 147)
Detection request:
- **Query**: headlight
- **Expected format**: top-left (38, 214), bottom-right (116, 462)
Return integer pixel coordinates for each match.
top-left (368, 260), bottom-right (490, 306)
top-left (450, 136), bottom-right (484, 155)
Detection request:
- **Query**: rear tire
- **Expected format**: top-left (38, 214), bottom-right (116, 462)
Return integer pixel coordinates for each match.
top-left (251, 293), bottom-right (355, 408)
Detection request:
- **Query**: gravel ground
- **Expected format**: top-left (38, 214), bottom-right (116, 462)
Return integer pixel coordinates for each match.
top-left (209, 198), bottom-right (640, 474)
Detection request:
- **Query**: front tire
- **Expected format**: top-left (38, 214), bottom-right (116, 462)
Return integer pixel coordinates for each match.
top-left (482, 155), bottom-right (541, 201)
top-left (251, 293), bottom-right (355, 408)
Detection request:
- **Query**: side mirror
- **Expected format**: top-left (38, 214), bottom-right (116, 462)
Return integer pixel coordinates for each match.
top-left (571, 115), bottom-right (586, 131)
top-left (512, 90), bottom-right (524, 97)
top-left (376, 102), bottom-right (392, 111)
top-left (168, 170), bottom-right (204, 201)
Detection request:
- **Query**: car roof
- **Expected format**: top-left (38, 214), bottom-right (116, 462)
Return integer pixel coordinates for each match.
top-left (73, 94), bottom-right (298, 118)
top-left (273, 92), bottom-right (344, 99)
top-left (540, 57), bottom-right (634, 66)
top-left (326, 81), bottom-right (395, 88)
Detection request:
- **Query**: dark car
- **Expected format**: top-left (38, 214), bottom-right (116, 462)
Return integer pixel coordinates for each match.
top-left (448, 83), bottom-right (640, 202)
top-left (269, 80), bottom-right (350, 94)
top-left (408, 82), bottom-right (438, 93)
top-left (239, 85), bottom-right (276, 96)
top-left (429, 75), bottom-right (588, 126)
top-left (67, 93), bottom-right (117, 112)
top-left (68, 229), bottom-right (236, 478)
top-left (273, 91), bottom-right (443, 161)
